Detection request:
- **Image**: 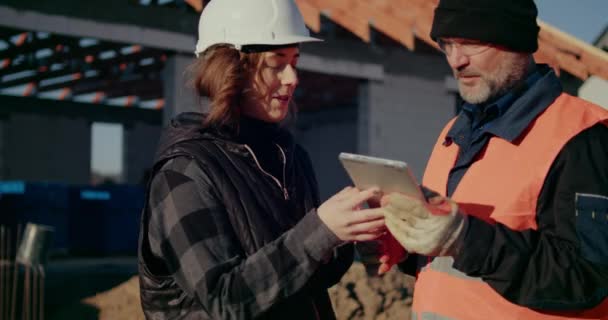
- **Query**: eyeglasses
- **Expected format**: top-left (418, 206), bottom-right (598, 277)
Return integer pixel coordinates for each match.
top-left (437, 38), bottom-right (493, 57)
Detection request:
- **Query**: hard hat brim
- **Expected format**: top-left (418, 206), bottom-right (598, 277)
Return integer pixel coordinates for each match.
top-left (195, 35), bottom-right (322, 57)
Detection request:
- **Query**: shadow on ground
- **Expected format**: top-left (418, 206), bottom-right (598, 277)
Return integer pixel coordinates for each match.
top-left (44, 257), bottom-right (137, 320)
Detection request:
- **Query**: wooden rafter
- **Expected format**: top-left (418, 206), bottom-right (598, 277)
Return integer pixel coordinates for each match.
top-left (306, 0), bottom-right (372, 42)
top-left (294, 0), bottom-right (321, 33)
top-left (536, 21), bottom-right (608, 80)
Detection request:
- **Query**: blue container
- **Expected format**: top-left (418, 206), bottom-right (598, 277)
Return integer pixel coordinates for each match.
top-left (68, 184), bottom-right (144, 256)
top-left (0, 181), bottom-right (70, 255)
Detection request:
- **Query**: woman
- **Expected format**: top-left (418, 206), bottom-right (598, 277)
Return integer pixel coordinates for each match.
top-left (137, 1), bottom-right (385, 319)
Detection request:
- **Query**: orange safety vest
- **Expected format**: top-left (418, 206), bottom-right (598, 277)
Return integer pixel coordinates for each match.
top-left (416, 93), bottom-right (608, 320)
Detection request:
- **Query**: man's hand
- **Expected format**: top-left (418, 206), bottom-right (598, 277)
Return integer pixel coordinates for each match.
top-left (381, 190), bottom-right (466, 257)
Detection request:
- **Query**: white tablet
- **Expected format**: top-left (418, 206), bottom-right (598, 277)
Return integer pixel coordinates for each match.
top-left (339, 152), bottom-right (423, 200)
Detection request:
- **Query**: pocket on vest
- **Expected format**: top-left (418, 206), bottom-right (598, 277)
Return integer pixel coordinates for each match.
top-left (575, 193), bottom-right (608, 264)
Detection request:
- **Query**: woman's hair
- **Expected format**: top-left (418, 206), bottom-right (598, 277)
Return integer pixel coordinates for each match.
top-left (188, 44), bottom-right (265, 128)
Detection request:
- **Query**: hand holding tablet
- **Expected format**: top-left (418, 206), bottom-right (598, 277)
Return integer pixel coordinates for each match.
top-left (339, 152), bottom-right (423, 201)
top-left (339, 152), bottom-right (419, 275)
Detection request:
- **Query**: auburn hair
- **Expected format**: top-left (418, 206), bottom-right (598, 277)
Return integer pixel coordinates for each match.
top-left (189, 45), bottom-right (265, 128)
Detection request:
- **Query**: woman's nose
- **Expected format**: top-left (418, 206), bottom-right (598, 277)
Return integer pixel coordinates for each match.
top-left (281, 65), bottom-right (298, 86)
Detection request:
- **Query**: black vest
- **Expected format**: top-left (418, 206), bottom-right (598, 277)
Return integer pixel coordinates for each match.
top-left (138, 114), bottom-right (336, 319)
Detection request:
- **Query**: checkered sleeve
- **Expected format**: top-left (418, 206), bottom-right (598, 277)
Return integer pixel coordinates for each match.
top-left (146, 156), bottom-right (343, 319)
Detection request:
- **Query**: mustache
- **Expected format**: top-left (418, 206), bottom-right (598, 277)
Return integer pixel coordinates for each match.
top-left (455, 69), bottom-right (481, 78)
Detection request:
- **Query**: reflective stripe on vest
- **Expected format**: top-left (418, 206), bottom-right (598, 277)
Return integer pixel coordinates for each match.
top-left (412, 310), bottom-right (455, 320)
top-left (413, 93), bottom-right (608, 319)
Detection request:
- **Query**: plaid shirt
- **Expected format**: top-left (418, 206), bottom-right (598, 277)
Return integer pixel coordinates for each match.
top-left (143, 151), bottom-right (350, 319)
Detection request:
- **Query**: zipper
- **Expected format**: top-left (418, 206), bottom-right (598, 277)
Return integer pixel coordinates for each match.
top-left (242, 144), bottom-right (289, 200)
top-left (311, 299), bottom-right (320, 320)
top-left (275, 144), bottom-right (289, 200)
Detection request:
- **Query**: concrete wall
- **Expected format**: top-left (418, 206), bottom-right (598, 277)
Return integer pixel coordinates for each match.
top-left (163, 53), bottom-right (204, 124)
top-left (123, 122), bottom-right (162, 185)
top-left (294, 107), bottom-right (358, 201)
top-left (291, 48), bottom-right (455, 200)
top-left (363, 50), bottom-right (456, 180)
top-left (292, 51), bottom-right (454, 200)
top-left (2, 113), bottom-right (91, 184)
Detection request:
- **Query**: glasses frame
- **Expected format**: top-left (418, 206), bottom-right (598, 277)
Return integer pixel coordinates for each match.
top-left (437, 38), bottom-right (494, 57)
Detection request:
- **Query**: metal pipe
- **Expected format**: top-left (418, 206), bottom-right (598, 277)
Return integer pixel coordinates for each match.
top-left (32, 265), bottom-right (37, 320)
top-left (22, 264), bottom-right (28, 320)
top-left (6, 227), bottom-right (12, 320)
top-left (5, 226), bottom-right (13, 320)
top-left (11, 225), bottom-right (22, 320)
top-left (38, 266), bottom-right (44, 320)
top-left (1, 226), bottom-right (5, 320)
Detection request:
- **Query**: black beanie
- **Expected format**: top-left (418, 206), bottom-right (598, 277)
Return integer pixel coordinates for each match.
top-left (430, 0), bottom-right (540, 53)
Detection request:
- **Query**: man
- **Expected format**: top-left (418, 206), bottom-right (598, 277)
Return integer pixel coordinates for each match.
top-left (379, 0), bottom-right (608, 318)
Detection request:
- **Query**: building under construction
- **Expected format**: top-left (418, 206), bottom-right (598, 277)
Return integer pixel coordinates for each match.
top-left (0, 0), bottom-right (607, 318)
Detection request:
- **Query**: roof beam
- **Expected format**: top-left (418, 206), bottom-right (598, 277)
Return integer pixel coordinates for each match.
top-left (0, 67), bottom-right (78, 89)
top-left (0, 5), bottom-right (195, 53)
top-left (0, 34), bottom-right (68, 61)
top-left (312, 1), bottom-right (371, 42)
top-left (294, 0), bottom-right (321, 33)
top-left (34, 61), bottom-right (164, 94)
top-left (0, 41), bottom-right (160, 78)
top-left (0, 94), bottom-right (162, 125)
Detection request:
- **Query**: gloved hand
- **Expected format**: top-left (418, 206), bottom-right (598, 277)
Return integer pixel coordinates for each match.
top-left (381, 189), bottom-right (466, 257)
top-left (377, 232), bottom-right (408, 275)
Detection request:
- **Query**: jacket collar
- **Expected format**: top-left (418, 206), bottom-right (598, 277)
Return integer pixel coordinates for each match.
top-left (154, 112), bottom-right (295, 164)
top-left (447, 64), bottom-right (563, 144)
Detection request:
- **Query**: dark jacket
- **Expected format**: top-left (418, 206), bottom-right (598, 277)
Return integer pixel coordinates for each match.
top-left (138, 113), bottom-right (353, 319)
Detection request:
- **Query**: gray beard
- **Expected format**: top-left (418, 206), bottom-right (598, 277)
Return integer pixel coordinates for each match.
top-left (458, 57), bottom-right (531, 105)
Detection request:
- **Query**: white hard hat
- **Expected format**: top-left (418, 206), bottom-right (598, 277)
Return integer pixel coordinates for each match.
top-left (194, 0), bottom-right (321, 57)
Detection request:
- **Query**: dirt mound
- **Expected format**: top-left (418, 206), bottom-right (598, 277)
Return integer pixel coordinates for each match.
top-left (329, 263), bottom-right (415, 320)
top-left (83, 276), bottom-right (144, 320)
top-left (83, 262), bottom-right (414, 320)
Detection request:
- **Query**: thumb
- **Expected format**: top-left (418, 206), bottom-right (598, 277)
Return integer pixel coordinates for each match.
top-left (384, 192), bottom-right (416, 209)
top-left (378, 262), bottom-right (392, 275)
top-left (428, 197), bottom-right (457, 216)
top-left (380, 194), bottom-right (391, 207)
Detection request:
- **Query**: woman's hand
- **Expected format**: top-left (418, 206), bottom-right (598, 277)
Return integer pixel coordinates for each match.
top-left (318, 187), bottom-right (386, 242)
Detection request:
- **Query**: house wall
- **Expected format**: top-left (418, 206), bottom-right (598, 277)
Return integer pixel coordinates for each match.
top-left (295, 47), bottom-right (455, 200)
top-left (294, 106), bottom-right (358, 201)
top-left (162, 54), bottom-right (203, 125)
top-left (123, 122), bottom-right (162, 185)
top-left (360, 49), bottom-right (455, 180)
top-left (579, 76), bottom-right (608, 109)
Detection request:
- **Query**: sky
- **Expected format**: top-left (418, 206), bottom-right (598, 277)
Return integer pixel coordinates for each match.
top-left (91, 1), bottom-right (608, 178)
top-left (535, 0), bottom-right (607, 43)
top-left (92, 122), bottom-right (124, 177)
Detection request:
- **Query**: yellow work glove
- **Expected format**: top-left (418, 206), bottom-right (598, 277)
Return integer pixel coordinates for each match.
top-left (381, 190), bottom-right (466, 257)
